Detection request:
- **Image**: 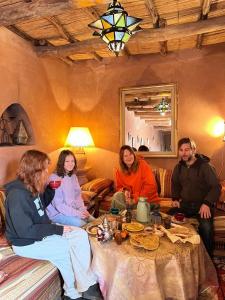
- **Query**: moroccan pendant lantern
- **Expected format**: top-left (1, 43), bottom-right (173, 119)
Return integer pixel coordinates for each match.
top-left (88, 0), bottom-right (142, 55)
top-left (154, 98), bottom-right (171, 116)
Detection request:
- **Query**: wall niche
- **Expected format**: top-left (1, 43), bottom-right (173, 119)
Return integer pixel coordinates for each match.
top-left (0, 103), bottom-right (35, 146)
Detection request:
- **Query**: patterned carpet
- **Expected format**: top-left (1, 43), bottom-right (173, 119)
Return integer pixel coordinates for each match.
top-left (213, 256), bottom-right (225, 299)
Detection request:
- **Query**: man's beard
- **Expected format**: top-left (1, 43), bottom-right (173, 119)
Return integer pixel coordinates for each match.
top-left (181, 154), bottom-right (194, 162)
top-left (181, 155), bottom-right (194, 162)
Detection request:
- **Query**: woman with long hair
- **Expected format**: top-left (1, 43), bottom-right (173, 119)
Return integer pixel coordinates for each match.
top-left (111, 145), bottom-right (159, 209)
top-left (46, 149), bottom-right (94, 227)
top-left (5, 150), bottom-right (102, 300)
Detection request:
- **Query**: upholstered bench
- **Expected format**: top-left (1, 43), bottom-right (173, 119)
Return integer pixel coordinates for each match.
top-left (0, 190), bottom-right (62, 300)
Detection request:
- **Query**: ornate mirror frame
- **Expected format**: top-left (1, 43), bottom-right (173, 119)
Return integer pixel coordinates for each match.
top-left (120, 83), bottom-right (178, 157)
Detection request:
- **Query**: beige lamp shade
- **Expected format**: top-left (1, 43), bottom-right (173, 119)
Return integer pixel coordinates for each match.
top-left (65, 127), bottom-right (95, 147)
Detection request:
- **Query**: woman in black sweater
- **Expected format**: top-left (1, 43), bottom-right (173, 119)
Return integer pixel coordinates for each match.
top-left (5, 150), bottom-right (102, 300)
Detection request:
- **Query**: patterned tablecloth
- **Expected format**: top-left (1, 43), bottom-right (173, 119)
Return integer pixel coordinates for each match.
top-left (89, 224), bottom-right (219, 300)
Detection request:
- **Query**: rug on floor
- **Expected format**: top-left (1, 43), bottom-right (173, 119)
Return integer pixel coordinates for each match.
top-left (213, 256), bottom-right (225, 300)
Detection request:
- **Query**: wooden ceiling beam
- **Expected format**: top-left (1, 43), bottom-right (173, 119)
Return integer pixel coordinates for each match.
top-left (127, 107), bottom-right (157, 111)
top-left (7, 25), bottom-right (37, 43)
top-left (196, 0), bottom-right (212, 49)
top-left (126, 100), bottom-right (152, 106)
top-left (158, 18), bottom-right (167, 56)
top-left (145, 0), bottom-right (168, 56)
top-left (45, 16), bottom-right (76, 43)
top-left (145, 0), bottom-right (159, 28)
top-left (92, 52), bottom-right (103, 62)
top-left (86, 7), bottom-right (100, 20)
top-left (58, 56), bottom-right (74, 66)
top-left (0, 0), bottom-right (74, 27)
top-left (36, 15), bottom-right (225, 57)
top-left (159, 41), bottom-right (168, 56)
top-left (202, 0), bottom-right (212, 19)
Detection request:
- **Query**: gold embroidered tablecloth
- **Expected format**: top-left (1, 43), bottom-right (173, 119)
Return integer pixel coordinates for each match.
top-left (89, 229), bottom-right (218, 300)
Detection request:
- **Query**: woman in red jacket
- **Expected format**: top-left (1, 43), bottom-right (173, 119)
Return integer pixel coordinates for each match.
top-left (111, 145), bottom-right (159, 210)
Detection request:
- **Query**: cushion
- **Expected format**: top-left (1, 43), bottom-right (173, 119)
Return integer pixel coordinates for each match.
top-left (0, 270), bottom-right (8, 283)
top-left (81, 191), bottom-right (97, 206)
top-left (157, 168), bottom-right (172, 198)
top-left (219, 180), bottom-right (225, 203)
top-left (81, 178), bottom-right (113, 194)
top-left (77, 175), bottom-right (89, 186)
top-left (0, 190), bottom-right (6, 235)
top-left (152, 169), bottom-right (161, 195)
top-left (97, 187), bottom-right (112, 199)
top-left (0, 235), bottom-right (9, 248)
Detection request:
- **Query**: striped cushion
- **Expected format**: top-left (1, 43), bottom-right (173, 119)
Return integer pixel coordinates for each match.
top-left (0, 235), bottom-right (10, 248)
top-left (219, 181), bottom-right (225, 203)
top-left (81, 178), bottom-right (113, 194)
top-left (0, 255), bottom-right (61, 299)
top-left (158, 168), bottom-right (172, 198)
top-left (0, 190), bottom-right (6, 235)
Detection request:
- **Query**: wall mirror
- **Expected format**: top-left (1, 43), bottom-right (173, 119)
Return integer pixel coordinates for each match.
top-left (120, 83), bottom-right (177, 157)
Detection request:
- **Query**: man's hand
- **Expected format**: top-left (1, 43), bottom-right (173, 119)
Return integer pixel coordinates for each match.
top-left (171, 200), bottom-right (180, 208)
top-left (199, 204), bottom-right (211, 219)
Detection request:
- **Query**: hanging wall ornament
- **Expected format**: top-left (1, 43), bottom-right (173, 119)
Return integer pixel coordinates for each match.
top-left (13, 120), bottom-right (29, 145)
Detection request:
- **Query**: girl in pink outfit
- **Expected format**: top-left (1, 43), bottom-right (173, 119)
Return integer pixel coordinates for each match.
top-left (46, 150), bottom-right (94, 227)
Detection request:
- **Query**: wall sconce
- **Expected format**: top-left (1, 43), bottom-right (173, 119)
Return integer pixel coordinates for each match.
top-left (223, 121), bottom-right (225, 142)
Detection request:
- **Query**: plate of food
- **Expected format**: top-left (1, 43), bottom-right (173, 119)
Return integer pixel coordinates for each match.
top-left (86, 224), bottom-right (99, 236)
top-left (123, 222), bottom-right (144, 232)
top-left (167, 226), bottom-right (191, 238)
top-left (130, 233), bottom-right (160, 250)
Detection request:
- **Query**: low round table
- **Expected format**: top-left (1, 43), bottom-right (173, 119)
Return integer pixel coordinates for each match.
top-left (89, 225), bottom-right (218, 300)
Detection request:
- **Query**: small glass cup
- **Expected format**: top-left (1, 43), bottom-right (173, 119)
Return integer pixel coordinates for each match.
top-left (164, 217), bottom-right (171, 229)
top-left (110, 220), bottom-right (118, 232)
top-left (49, 180), bottom-right (61, 189)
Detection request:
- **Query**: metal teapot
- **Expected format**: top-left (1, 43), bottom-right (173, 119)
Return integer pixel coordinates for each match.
top-left (136, 197), bottom-right (150, 223)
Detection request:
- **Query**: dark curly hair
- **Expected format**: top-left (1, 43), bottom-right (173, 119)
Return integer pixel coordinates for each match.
top-left (56, 150), bottom-right (77, 177)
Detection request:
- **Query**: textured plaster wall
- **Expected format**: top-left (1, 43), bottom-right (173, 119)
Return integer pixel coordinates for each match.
top-left (0, 26), bottom-right (225, 184)
top-left (0, 28), bottom-right (72, 185)
top-left (70, 43), bottom-right (225, 180)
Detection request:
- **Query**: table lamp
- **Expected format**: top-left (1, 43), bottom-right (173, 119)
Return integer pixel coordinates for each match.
top-left (65, 127), bottom-right (95, 169)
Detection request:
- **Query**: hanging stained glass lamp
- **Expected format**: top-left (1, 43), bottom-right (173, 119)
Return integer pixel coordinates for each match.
top-left (154, 98), bottom-right (171, 116)
top-left (88, 0), bottom-right (142, 55)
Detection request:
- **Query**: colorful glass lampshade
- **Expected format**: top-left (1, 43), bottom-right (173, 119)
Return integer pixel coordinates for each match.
top-left (88, 0), bottom-right (142, 55)
top-left (154, 98), bottom-right (171, 116)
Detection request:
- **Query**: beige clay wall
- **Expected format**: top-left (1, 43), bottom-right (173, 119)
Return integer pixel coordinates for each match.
top-left (0, 28), bottom-right (72, 185)
top-left (0, 26), bottom-right (225, 184)
top-left (69, 43), bottom-right (225, 180)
